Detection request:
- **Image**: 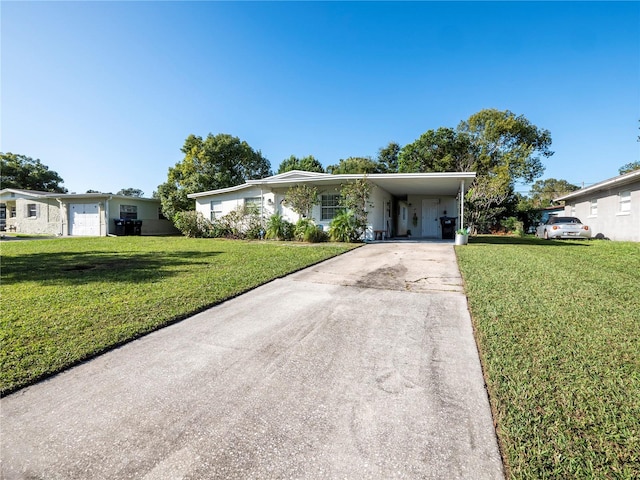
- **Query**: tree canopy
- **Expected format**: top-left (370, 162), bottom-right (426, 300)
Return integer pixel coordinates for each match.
top-left (397, 109), bottom-right (553, 232)
top-left (376, 142), bottom-right (400, 173)
top-left (117, 188), bottom-right (145, 197)
top-left (398, 128), bottom-right (474, 173)
top-left (528, 178), bottom-right (579, 207)
top-left (0, 152), bottom-right (67, 193)
top-left (157, 133), bottom-right (271, 219)
top-left (619, 161), bottom-right (640, 175)
top-left (326, 157), bottom-right (382, 174)
top-left (277, 155), bottom-right (324, 174)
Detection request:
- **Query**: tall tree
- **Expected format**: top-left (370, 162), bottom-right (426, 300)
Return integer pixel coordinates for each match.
top-left (528, 178), bottom-right (579, 207)
top-left (619, 161), bottom-right (640, 175)
top-left (377, 142), bottom-right (400, 173)
top-left (117, 188), bottom-right (145, 197)
top-left (397, 109), bottom-right (553, 232)
top-left (0, 152), bottom-right (67, 193)
top-left (277, 155), bottom-right (324, 174)
top-left (157, 133), bottom-right (271, 219)
top-left (398, 128), bottom-right (474, 173)
top-left (326, 157), bottom-right (382, 174)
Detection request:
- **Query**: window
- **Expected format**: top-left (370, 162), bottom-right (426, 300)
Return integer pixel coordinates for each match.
top-left (589, 199), bottom-right (598, 216)
top-left (210, 201), bottom-right (223, 221)
top-left (120, 205), bottom-right (137, 220)
top-left (27, 203), bottom-right (37, 218)
top-left (244, 197), bottom-right (261, 208)
top-left (619, 191), bottom-right (631, 213)
top-left (10, 206), bottom-right (16, 218)
top-left (321, 194), bottom-right (340, 221)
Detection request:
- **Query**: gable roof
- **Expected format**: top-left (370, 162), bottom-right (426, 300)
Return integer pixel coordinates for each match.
top-left (0, 188), bottom-right (160, 203)
top-left (555, 169), bottom-right (640, 202)
top-left (188, 170), bottom-right (476, 199)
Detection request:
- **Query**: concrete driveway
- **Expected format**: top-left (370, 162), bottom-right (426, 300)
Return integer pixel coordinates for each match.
top-left (1, 242), bottom-right (504, 479)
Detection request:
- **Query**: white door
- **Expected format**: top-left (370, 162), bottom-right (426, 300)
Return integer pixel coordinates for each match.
top-left (397, 202), bottom-right (409, 236)
top-left (422, 200), bottom-right (439, 238)
top-left (70, 203), bottom-right (100, 236)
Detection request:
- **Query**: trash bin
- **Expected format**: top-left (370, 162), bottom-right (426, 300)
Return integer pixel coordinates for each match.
top-left (439, 216), bottom-right (457, 240)
top-left (114, 219), bottom-right (126, 236)
top-left (133, 220), bottom-right (143, 236)
top-left (124, 219), bottom-right (135, 236)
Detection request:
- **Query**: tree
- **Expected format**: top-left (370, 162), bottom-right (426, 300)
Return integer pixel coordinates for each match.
top-left (157, 133), bottom-right (271, 219)
top-left (397, 109), bottom-right (553, 232)
top-left (398, 128), bottom-right (474, 173)
top-left (117, 188), bottom-right (145, 197)
top-left (337, 178), bottom-right (373, 240)
top-left (0, 152), bottom-right (67, 193)
top-left (619, 161), bottom-right (640, 175)
top-left (283, 184), bottom-right (320, 219)
top-left (528, 178), bottom-right (579, 207)
top-left (377, 142), bottom-right (400, 173)
top-left (326, 157), bottom-right (382, 174)
top-left (277, 155), bottom-right (324, 174)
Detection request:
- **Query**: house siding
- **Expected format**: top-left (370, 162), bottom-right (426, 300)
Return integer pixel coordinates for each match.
top-left (6, 197), bottom-right (62, 235)
top-left (562, 179), bottom-right (640, 242)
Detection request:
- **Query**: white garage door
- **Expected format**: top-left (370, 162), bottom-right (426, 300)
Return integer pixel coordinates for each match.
top-left (69, 203), bottom-right (100, 236)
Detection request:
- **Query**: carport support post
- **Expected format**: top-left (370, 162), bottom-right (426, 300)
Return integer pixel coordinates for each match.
top-left (459, 180), bottom-right (465, 230)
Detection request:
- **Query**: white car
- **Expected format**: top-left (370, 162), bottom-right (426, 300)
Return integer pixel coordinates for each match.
top-left (536, 216), bottom-right (592, 240)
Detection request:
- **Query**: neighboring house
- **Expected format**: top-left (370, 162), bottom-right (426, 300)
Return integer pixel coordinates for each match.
top-left (554, 169), bottom-right (640, 242)
top-left (0, 189), bottom-right (179, 236)
top-left (188, 170), bottom-right (476, 240)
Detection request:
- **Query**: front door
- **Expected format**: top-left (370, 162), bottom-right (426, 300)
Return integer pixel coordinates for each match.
top-left (421, 200), bottom-right (439, 238)
top-left (397, 201), bottom-right (409, 236)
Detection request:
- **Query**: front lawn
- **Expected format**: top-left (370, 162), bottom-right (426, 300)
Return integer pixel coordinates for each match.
top-left (456, 237), bottom-right (640, 478)
top-left (0, 236), bottom-right (358, 395)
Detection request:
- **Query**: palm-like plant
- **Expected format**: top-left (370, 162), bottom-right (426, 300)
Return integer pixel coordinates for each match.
top-left (329, 210), bottom-right (358, 242)
top-left (266, 213), bottom-right (293, 240)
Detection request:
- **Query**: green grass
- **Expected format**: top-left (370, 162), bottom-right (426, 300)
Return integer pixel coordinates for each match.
top-left (0, 236), bottom-right (358, 395)
top-left (456, 236), bottom-right (640, 479)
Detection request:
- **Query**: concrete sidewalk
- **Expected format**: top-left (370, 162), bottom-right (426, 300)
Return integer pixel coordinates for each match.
top-left (1, 243), bottom-right (504, 479)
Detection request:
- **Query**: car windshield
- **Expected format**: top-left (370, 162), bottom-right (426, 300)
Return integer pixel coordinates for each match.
top-left (550, 217), bottom-right (581, 224)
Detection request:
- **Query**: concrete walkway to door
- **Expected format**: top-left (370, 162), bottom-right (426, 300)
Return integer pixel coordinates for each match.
top-left (1, 242), bottom-right (504, 479)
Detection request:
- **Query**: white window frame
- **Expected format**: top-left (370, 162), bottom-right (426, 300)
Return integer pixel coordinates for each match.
top-left (210, 201), bottom-right (223, 221)
top-left (120, 204), bottom-right (138, 220)
top-left (244, 197), bottom-right (262, 209)
top-left (321, 194), bottom-right (340, 221)
top-left (27, 203), bottom-right (37, 218)
top-left (619, 191), bottom-right (631, 214)
top-left (589, 199), bottom-right (598, 217)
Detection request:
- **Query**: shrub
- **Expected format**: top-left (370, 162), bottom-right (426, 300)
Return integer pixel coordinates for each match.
top-left (329, 210), bottom-right (359, 242)
top-left (501, 216), bottom-right (525, 236)
top-left (217, 205), bottom-right (263, 239)
top-left (173, 211), bottom-right (215, 238)
top-left (294, 218), bottom-right (327, 243)
top-left (266, 213), bottom-right (294, 241)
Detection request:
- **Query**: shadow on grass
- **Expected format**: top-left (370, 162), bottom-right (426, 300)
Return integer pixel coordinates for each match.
top-left (1, 250), bottom-right (221, 285)
top-left (468, 235), bottom-right (591, 247)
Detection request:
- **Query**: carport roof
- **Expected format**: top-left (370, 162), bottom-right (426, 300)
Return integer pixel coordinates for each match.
top-left (188, 171), bottom-right (476, 198)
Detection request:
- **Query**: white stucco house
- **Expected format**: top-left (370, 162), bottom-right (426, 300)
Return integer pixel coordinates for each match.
top-left (187, 170), bottom-right (476, 240)
top-left (0, 189), bottom-right (179, 237)
top-left (555, 169), bottom-right (640, 242)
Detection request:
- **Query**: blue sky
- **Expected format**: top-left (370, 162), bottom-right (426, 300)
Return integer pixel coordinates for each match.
top-left (2, 1), bottom-right (639, 197)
